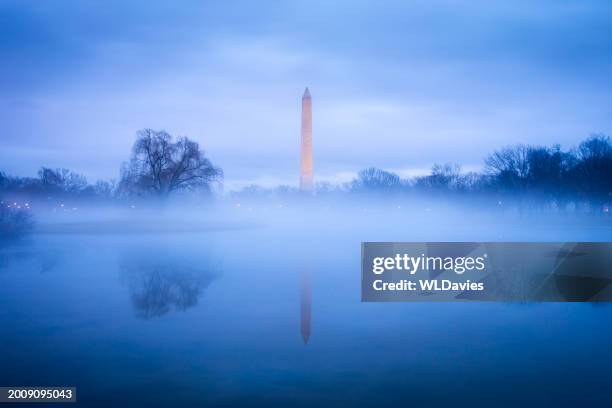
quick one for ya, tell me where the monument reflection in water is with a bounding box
[301,266,311,344]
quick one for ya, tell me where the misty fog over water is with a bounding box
[1,200,612,406]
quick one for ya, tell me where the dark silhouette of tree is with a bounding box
[0,172,8,191]
[351,167,401,192]
[485,145,530,194]
[573,134,612,211]
[415,163,461,194]
[0,167,109,206]
[523,146,575,208]
[38,167,88,194]
[1,172,42,197]
[93,180,116,199]
[119,129,222,199]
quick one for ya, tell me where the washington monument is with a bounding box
[300,87,313,191]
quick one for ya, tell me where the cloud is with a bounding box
[1,1,612,187]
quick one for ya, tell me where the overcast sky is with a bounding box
[2,0,612,189]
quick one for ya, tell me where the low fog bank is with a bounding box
[3,193,611,243]
[4,132,612,240]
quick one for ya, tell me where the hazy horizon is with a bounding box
[2,0,612,190]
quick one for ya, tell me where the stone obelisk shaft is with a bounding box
[300,87,313,192]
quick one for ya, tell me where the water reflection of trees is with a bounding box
[119,251,218,319]
[0,241,58,274]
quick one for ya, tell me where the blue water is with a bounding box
[1,209,612,407]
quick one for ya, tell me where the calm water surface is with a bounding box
[1,212,612,407]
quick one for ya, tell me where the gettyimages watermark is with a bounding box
[361,242,612,302]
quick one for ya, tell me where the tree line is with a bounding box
[2,131,612,214]
[338,134,612,213]
[0,129,223,206]
[235,134,612,214]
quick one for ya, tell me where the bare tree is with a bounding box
[38,167,88,194]
[351,167,401,191]
[485,145,531,192]
[415,163,461,193]
[573,134,612,211]
[120,129,222,199]
[93,180,117,199]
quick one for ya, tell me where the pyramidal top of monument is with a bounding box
[303,87,311,98]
